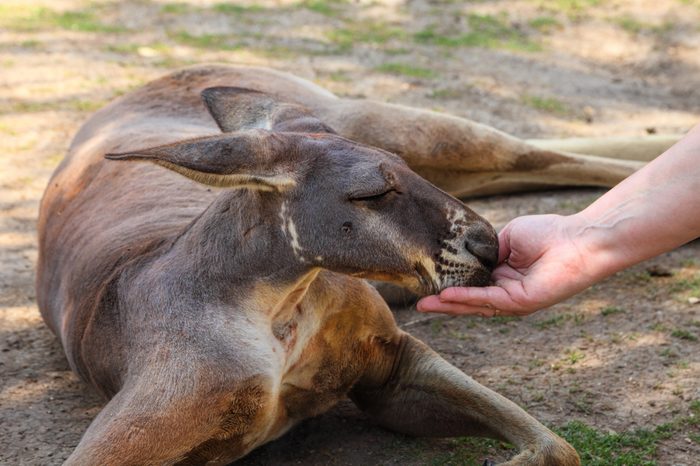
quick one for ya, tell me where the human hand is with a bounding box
[417,214,598,317]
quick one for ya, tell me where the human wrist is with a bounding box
[562,211,627,283]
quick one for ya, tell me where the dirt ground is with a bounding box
[2,0,700,464]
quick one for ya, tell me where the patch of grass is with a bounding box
[0,5,124,33]
[376,63,436,79]
[212,3,265,14]
[247,44,302,59]
[0,97,106,115]
[430,319,444,335]
[690,400,700,414]
[601,306,625,317]
[0,100,50,114]
[491,316,518,325]
[327,22,405,51]
[415,14,541,52]
[521,94,570,115]
[169,31,243,50]
[627,270,653,284]
[564,349,585,365]
[675,360,690,369]
[106,43,140,54]
[429,88,466,100]
[528,358,545,369]
[0,122,17,135]
[681,258,697,268]
[448,329,470,341]
[19,39,41,48]
[650,322,668,332]
[669,273,700,296]
[106,43,172,56]
[533,314,568,329]
[556,420,673,465]
[425,436,513,465]
[70,99,105,112]
[299,0,346,16]
[613,15,650,34]
[152,56,198,69]
[538,0,601,18]
[161,2,191,14]
[529,16,561,33]
[385,47,411,55]
[327,71,351,82]
[671,328,698,341]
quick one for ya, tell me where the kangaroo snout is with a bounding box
[464,222,499,270]
[428,205,498,292]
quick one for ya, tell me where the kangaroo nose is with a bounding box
[465,225,499,270]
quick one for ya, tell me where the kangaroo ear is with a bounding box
[201,86,336,134]
[105,131,296,191]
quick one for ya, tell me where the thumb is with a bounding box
[497,223,513,265]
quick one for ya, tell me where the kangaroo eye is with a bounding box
[349,188,397,202]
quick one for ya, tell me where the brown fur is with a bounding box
[38,64,679,465]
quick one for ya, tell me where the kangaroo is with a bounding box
[38,63,675,465]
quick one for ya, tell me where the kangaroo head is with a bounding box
[106,87,497,295]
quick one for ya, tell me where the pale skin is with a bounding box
[417,123,700,317]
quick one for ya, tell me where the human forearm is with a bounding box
[570,124,700,280]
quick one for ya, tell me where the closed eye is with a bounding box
[349,188,398,202]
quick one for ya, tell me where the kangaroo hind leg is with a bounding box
[350,333,580,465]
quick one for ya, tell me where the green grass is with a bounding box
[659,347,679,358]
[327,22,405,51]
[160,2,191,14]
[669,272,700,296]
[529,16,562,33]
[671,328,698,341]
[521,94,570,115]
[0,97,106,115]
[383,399,700,465]
[0,5,124,33]
[429,88,465,99]
[106,42,172,55]
[212,3,265,14]
[19,39,41,48]
[415,14,541,52]
[327,71,351,82]
[0,122,18,135]
[424,436,511,465]
[376,63,436,79]
[533,314,568,329]
[169,31,243,50]
[613,15,650,34]
[557,420,673,465]
[601,306,625,317]
[538,0,601,17]
[564,349,585,365]
[299,0,347,16]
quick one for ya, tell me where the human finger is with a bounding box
[438,285,512,308]
[416,298,500,317]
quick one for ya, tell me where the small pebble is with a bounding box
[689,297,700,305]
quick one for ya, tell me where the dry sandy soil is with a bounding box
[2,0,700,464]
